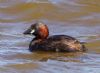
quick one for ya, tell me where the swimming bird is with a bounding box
[23,22,86,52]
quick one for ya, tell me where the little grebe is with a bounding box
[23,22,86,52]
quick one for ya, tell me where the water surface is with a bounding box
[0,0,100,73]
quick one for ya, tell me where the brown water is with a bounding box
[0,0,100,73]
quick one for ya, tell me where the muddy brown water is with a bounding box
[0,0,100,73]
